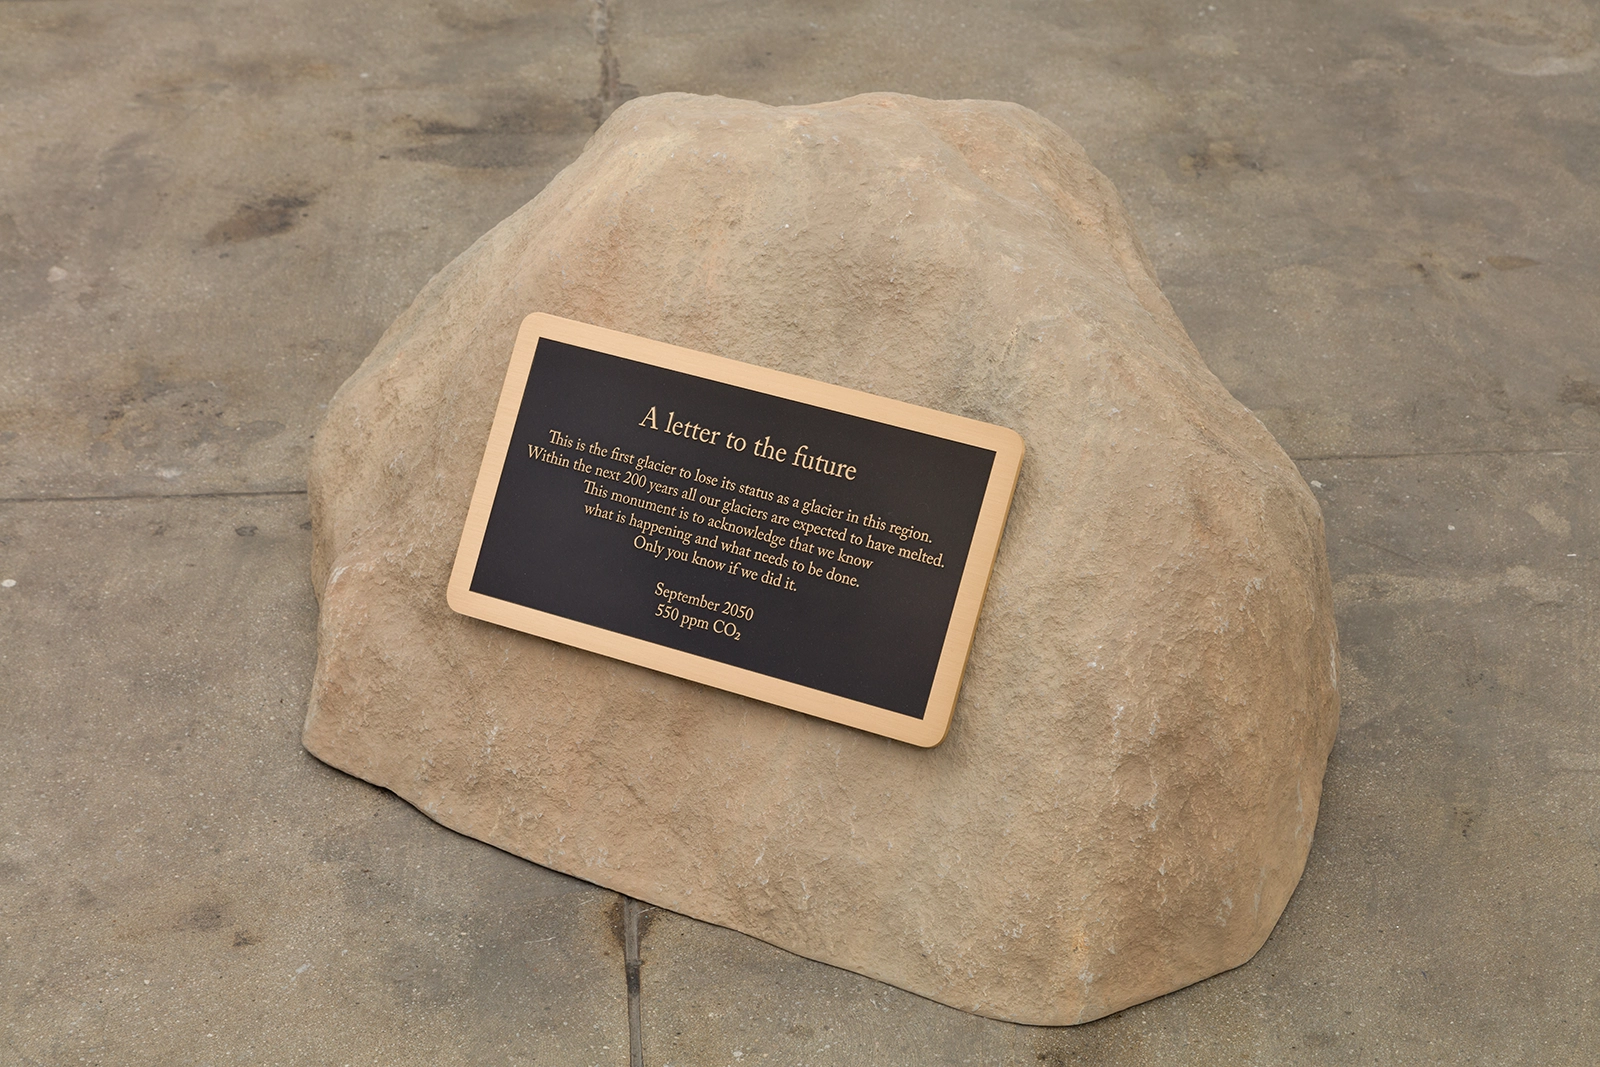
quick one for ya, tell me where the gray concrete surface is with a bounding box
[2,0,1596,1063]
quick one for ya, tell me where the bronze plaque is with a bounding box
[449,314,1023,746]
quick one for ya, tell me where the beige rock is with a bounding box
[304,92,1339,1025]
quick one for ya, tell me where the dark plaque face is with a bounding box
[450,314,1024,746]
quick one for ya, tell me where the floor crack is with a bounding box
[589,0,638,127]
[1292,447,1596,462]
[623,895,645,1067]
[0,488,308,505]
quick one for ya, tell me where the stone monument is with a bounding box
[304,92,1339,1025]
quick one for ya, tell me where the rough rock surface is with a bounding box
[304,92,1339,1025]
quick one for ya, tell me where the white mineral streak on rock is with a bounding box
[304,92,1339,1025]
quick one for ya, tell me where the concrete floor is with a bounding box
[2,0,1596,1063]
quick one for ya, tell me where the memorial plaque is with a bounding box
[448,314,1024,746]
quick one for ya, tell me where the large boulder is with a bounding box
[305,92,1339,1025]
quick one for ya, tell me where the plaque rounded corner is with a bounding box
[906,716,954,749]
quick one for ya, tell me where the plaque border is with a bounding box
[448,313,1024,747]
